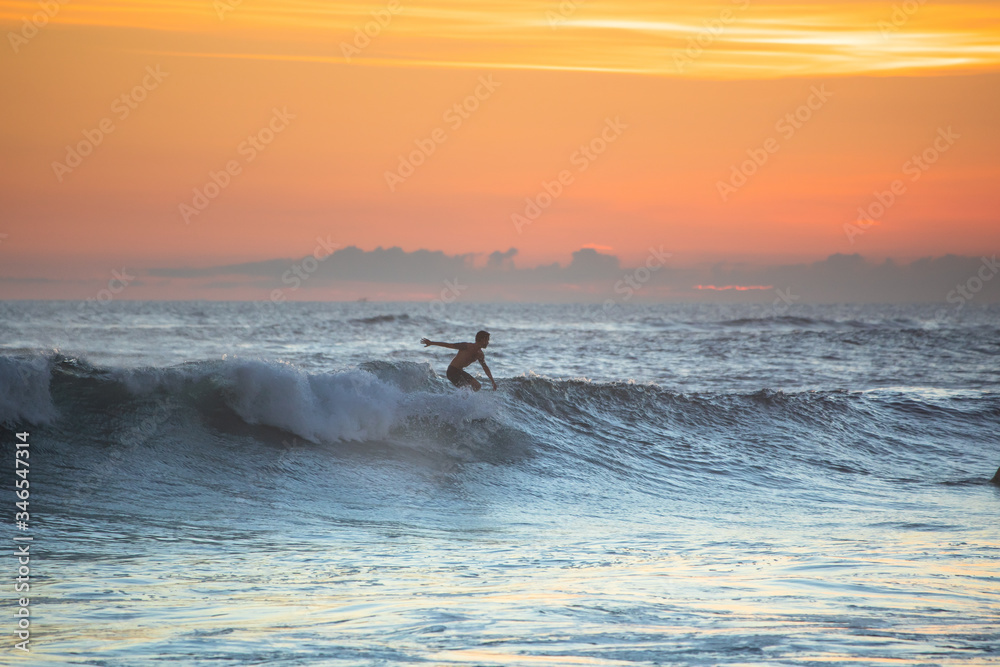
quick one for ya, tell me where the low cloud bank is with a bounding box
[147,247,999,304]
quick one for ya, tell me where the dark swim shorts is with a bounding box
[446,365,476,388]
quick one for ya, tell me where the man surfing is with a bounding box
[421,330,497,391]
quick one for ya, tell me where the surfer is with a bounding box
[421,330,497,391]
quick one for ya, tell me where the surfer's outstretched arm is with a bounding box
[421,338,463,350]
[480,359,498,390]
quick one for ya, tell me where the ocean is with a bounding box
[1,300,998,665]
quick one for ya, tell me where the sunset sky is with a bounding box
[1,0,998,301]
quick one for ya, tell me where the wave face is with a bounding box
[5,353,996,501]
[0,353,56,424]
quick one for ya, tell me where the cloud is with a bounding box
[42,1,1000,78]
[486,248,518,270]
[712,253,1000,303]
[148,260,290,279]
[564,247,621,281]
[150,246,474,283]
[0,276,61,284]
[144,248,999,304]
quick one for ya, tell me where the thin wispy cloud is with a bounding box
[4,0,999,77]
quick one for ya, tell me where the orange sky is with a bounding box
[0,0,998,299]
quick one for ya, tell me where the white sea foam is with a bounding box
[112,357,500,444]
[219,359,499,443]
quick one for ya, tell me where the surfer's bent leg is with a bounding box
[447,365,481,391]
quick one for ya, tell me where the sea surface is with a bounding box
[1,300,998,665]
